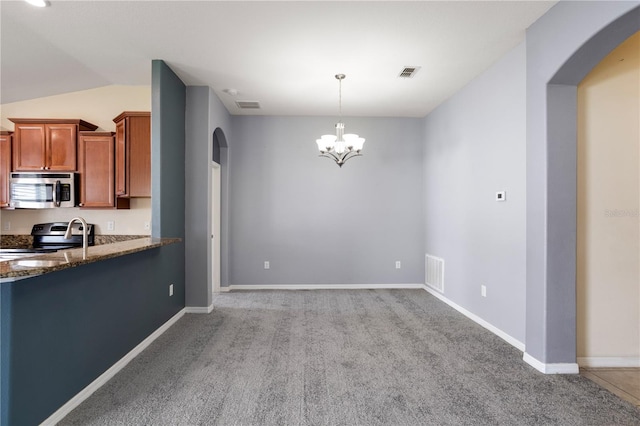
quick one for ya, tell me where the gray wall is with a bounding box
[228,116,424,285]
[422,42,527,343]
[524,1,640,364]
[185,86,232,307]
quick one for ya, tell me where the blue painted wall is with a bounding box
[152,60,187,239]
[1,245,184,425]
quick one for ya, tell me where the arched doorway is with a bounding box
[576,31,639,367]
[211,127,228,293]
[524,4,640,372]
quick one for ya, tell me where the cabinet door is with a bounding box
[47,123,77,171]
[128,115,151,197]
[115,119,127,196]
[13,124,46,171]
[0,134,11,207]
[78,133,115,208]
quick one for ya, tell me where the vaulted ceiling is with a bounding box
[0,0,556,117]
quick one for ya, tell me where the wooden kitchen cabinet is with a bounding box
[0,132,12,208]
[9,118,98,171]
[113,112,151,198]
[78,132,129,209]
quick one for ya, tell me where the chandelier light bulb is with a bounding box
[25,0,48,7]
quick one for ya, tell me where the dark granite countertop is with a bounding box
[1,237,181,282]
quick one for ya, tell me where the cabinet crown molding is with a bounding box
[112,111,150,123]
[8,118,98,131]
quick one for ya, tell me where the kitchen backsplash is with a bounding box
[0,198,151,236]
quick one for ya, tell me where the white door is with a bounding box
[211,163,221,293]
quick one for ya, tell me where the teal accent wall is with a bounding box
[1,245,185,425]
[152,60,186,239]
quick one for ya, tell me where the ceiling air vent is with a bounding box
[398,66,421,78]
[235,100,261,109]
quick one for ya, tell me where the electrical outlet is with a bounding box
[264,261,270,270]
[481,285,487,297]
[496,191,506,202]
[395,261,401,269]
[169,284,174,296]
[144,221,150,230]
[2,221,10,231]
[107,221,115,231]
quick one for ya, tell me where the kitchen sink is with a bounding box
[13,259,69,268]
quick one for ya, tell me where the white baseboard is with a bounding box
[41,308,186,426]
[421,286,526,352]
[185,304,214,314]
[227,283,425,291]
[523,352,580,374]
[577,356,640,368]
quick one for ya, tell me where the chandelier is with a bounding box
[315,74,365,167]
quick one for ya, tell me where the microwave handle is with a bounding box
[54,180,61,207]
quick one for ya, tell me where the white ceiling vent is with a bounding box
[398,66,421,78]
[235,100,261,109]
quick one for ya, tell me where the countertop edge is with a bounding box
[0,237,182,282]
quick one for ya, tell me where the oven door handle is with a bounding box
[53,180,61,207]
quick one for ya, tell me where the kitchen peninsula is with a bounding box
[0,235,184,425]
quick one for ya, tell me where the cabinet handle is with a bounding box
[79,203,84,207]
[45,166,50,170]
[40,166,45,170]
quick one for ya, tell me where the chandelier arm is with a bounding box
[342,152,362,164]
[320,152,341,163]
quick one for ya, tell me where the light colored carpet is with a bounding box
[60,290,640,425]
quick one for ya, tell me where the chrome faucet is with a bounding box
[64,217,88,259]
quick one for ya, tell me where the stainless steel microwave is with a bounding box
[9,172,78,209]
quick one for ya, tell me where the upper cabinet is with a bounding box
[0,132,12,208]
[77,131,124,209]
[113,112,150,198]
[9,118,98,172]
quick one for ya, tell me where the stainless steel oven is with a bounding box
[9,172,78,209]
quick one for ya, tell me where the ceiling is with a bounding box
[0,0,556,117]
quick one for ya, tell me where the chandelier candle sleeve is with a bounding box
[315,74,365,167]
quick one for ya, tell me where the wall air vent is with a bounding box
[398,66,421,78]
[425,254,444,293]
[235,101,261,109]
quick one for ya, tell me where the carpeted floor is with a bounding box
[60,289,640,425]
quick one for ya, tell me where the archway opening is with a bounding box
[211,127,229,293]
